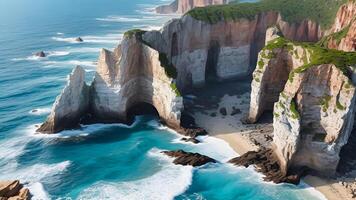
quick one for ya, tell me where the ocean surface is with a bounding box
[0,0,326,199]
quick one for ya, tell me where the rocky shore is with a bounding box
[0,180,31,200]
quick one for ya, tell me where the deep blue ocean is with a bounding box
[0,0,326,199]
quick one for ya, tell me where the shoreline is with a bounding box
[186,87,351,200]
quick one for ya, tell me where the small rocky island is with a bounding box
[37,0,356,199]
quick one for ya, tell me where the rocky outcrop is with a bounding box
[0,180,31,200]
[155,0,227,14]
[147,11,322,90]
[247,27,356,176]
[162,150,216,166]
[35,51,46,57]
[37,66,89,133]
[320,0,356,52]
[273,63,356,175]
[91,33,183,128]
[229,148,304,184]
[248,27,308,123]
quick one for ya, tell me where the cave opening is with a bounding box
[337,127,356,174]
[126,102,160,124]
[205,40,220,84]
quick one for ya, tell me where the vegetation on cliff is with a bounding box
[124,29,147,38]
[261,37,356,82]
[318,19,354,47]
[186,0,347,28]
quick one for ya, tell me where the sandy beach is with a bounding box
[186,81,354,200]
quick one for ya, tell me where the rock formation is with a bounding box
[320,0,356,52]
[38,32,184,133]
[145,11,322,91]
[90,32,183,128]
[162,150,216,166]
[247,26,356,176]
[37,66,89,133]
[35,51,46,57]
[75,37,83,42]
[0,180,31,200]
[155,0,227,14]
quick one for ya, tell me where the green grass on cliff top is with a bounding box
[264,37,356,81]
[186,0,348,28]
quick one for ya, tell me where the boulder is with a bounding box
[0,180,31,200]
[162,150,216,166]
[35,51,46,57]
[75,37,83,42]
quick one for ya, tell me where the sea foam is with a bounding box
[77,148,193,200]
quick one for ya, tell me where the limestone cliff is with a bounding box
[91,32,183,128]
[248,28,356,175]
[273,63,356,175]
[155,0,227,14]
[320,0,356,52]
[37,66,89,133]
[147,12,322,91]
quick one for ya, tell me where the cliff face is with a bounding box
[248,28,356,175]
[37,66,89,133]
[321,1,356,52]
[151,13,322,90]
[155,0,227,14]
[273,63,356,175]
[91,34,183,128]
[38,34,183,133]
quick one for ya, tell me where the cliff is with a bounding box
[155,0,227,14]
[247,28,356,176]
[0,180,31,200]
[37,66,89,133]
[38,32,183,133]
[91,31,183,128]
[319,0,356,52]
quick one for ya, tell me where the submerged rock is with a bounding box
[0,180,31,200]
[35,51,46,57]
[162,150,216,166]
[75,37,83,42]
[181,137,200,144]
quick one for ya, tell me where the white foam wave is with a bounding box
[56,32,64,35]
[96,16,142,22]
[78,148,193,200]
[52,33,122,44]
[68,47,102,53]
[29,107,51,116]
[44,60,96,67]
[11,55,44,61]
[47,51,70,57]
[30,116,141,139]
[0,161,70,200]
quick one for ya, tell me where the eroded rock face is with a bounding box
[91,35,183,128]
[273,64,356,175]
[37,66,89,133]
[155,0,227,14]
[162,150,216,166]
[323,1,356,52]
[248,28,308,123]
[0,180,31,200]
[154,12,322,90]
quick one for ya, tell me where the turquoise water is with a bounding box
[0,0,325,199]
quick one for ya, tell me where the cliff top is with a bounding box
[186,0,349,28]
[261,36,356,82]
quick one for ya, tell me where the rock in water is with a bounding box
[35,51,46,57]
[0,180,31,199]
[37,66,89,133]
[75,37,83,42]
[229,148,305,184]
[162,150,216,166]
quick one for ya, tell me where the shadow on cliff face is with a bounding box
[337,127,356,174]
